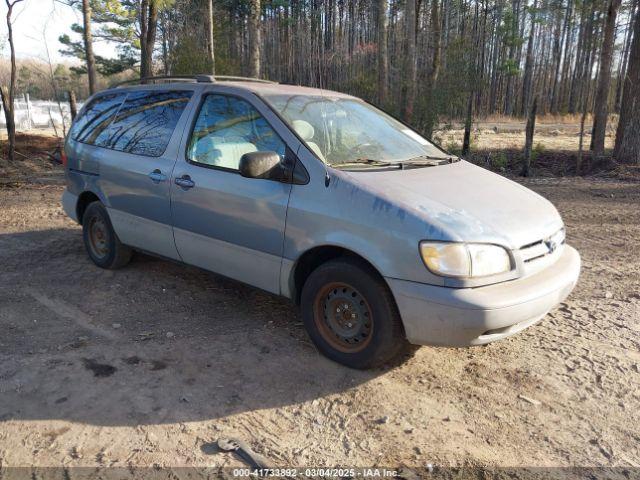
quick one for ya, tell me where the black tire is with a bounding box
[300,257,409,369]
[82,201,132,269]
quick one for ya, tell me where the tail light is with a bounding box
[58,140,67,166]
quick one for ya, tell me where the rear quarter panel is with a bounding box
[64,140,109,203]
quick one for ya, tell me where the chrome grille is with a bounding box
[520,228,566,263]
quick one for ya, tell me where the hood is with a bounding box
[344,160,563,249]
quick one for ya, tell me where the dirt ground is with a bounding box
[0,136,639,477]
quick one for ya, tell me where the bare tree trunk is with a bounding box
[146,1,158,77]
[549,0,565,113]
[81,0,97,95]
[568,0,589,114]
[140,0,158,79]
[591,0,622,155]
[577,99,588,173]
[488,2,504,114]
[521,0,537,117]
[577,2,597,117]
[140,0,149,77]
[248,0,261,78]
[401,0,417,123]
[555,0,574,113]
[424,0,442,138]
[68,90,78,120]
[462,89,474,156]
[504,0,520,115]
[206,0,216,76]
[160,14,169,75]
[614,7,640,164]
[615,0,636,112]
[377,0,389,105]
[521,95,538,176]
[0,87,15,162]
[2,0,24,163]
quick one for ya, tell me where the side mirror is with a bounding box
[239,151,284,180]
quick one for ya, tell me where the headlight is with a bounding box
[419,241,512,278]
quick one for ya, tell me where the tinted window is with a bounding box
[96,90,193,157]
[187,94,285,170]
[70,93,125,144]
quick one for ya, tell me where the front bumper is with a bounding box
[387,245,581,346]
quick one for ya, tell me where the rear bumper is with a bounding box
[61,190,79,223]
[387,245,581,346]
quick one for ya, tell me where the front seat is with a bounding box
[292,120,326,163]
[191,135,258,170]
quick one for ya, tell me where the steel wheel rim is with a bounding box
[313,282,373,353]
[88,216,109,258]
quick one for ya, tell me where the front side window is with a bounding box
[187,94,286,171]
[96,90,193,157]
[263,94,449,167]
[69,93,126,144]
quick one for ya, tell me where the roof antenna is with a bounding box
[314,17,331,188]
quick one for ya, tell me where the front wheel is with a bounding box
[300,258,409,369]
[82,201,132,269]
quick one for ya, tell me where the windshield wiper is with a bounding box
[403,155,458,165]
[332,155,458,169]
[331,159,404,169]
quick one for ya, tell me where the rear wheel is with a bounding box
[82,201,132,269]
[300,258,409,369]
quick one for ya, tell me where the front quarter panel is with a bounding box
[283,149,448,291]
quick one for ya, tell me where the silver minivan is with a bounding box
[62,75,581,369]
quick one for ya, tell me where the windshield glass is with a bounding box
[263,94,449,166]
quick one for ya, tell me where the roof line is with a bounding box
[111,75,277,88]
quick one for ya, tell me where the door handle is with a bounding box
[148,169,167,183]
[174,175,195,189]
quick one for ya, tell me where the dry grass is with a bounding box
[478,112,610,125]
[435,129,617,152]
[434,116,617,153]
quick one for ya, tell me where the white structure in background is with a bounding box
[0,93,80,131]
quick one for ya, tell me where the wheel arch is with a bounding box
[289,245,387,305]
[76,191,102,225]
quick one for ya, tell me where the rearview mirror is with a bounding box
[239,151,284,180]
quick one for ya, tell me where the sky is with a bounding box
[0,0,115,64]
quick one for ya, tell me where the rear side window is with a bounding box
[69,93,126,144]
[95,90,193,157]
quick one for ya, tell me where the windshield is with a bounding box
[263,94,450,166]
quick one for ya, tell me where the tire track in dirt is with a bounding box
[25,288,117,340]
